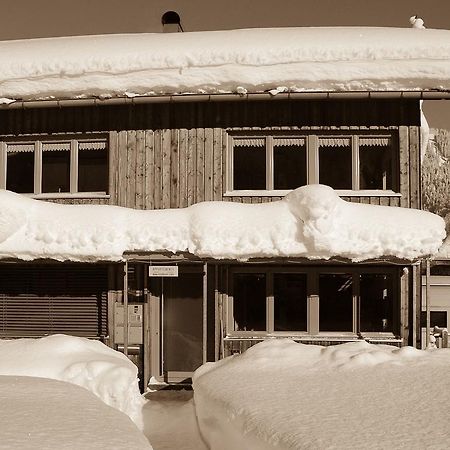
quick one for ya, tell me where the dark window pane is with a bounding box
[319,274,353,332]
[233,273,266,331]
[6,152,34,193]
[233,145,266,190]
[274,273,307,331]
[319,144,352,189]
[360,145,392,190]
[360,274,394,332]
[274,145,307,190]
[163,272,203,373]
[42,151,70,193]
[78,148,108,192]
[421,311,448,328]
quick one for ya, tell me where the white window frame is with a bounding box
[226,266,399,339]
[226,132,399,197]
[0,135,109,198]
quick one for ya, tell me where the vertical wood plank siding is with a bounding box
[0,100,420,209]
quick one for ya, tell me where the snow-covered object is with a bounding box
[0,376,152,450]
[193,339,450,450]
[0,27,450,102]
[0,335,144,427]
[0,185,444,262]
[436,234,450,259]
[409,15,425,29]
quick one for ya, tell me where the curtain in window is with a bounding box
[78,141,107,150]
[318,137,351,147]
[359,137,390,147]
[273,138,305,147]
[233,138,265,147]
[6,144,34,152]
[42,142,71,151]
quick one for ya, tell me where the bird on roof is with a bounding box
[409,15,425,29]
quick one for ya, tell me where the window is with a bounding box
[228,132,397,193]
[0,136,108,196]
[319,273,353,332]
[360,274,394,332]
[228,267,398,337]
[231,136,307,191]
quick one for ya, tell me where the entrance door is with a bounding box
[150,265,205,383]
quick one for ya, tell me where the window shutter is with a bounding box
[0,265,108,339]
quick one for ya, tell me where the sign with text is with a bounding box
[148,265,179,277]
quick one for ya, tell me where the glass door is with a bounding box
[150,264,205,384]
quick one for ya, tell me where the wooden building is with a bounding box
[0,26,449,387]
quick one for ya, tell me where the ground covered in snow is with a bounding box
[0,185,445,262]
[0,376,151,450]
[0,27,450,102]
[0,335,144,426]
[143,391,207,450]
[193,340,450,450]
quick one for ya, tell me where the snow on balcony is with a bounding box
[0,185,444,262]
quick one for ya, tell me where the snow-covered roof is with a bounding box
[0,185,444,263]
[1,27,450,103]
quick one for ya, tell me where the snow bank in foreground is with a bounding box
[0,335,144,427]
[0,27,450,102]
[0,376,152,450]
[0,185,444,262]
[193,340,450,450]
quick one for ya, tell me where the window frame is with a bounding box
[0,134,109,198]
[226,266,400,339]
[226,131,399,196]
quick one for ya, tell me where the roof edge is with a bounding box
[2,90,450,110]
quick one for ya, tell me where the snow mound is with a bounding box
[436,234,450,259]
[0,186,444,262]
[0,376,152,450]
[1,27,450,101]
[0,335,144,427]
[193,339,450,450]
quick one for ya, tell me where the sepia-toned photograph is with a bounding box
[0,1,449,449]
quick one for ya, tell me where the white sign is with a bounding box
[148,265,179,277]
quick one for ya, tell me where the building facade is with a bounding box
[0,95,426,387]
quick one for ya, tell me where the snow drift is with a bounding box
[0,335,144,427]
[0,185,444,262]
[0,27,450,102]
[0,376,152,450]
[193,339,450,450]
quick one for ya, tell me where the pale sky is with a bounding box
[1,0,449,129]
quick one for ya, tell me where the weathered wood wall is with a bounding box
[0,99,422,209]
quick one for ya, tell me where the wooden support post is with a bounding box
[203,262,208,364]
[425,259,431,347]
[214,265,220,361]
[123,261,129,357]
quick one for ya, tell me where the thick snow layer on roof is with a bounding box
[0,335,144,427]
[0,185,444,262]
[0,376,152,450]
[0,27,450,102]
[193,339,450,450]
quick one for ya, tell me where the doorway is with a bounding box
[149,264,206,384]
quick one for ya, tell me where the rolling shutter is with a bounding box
[0,264,108,339]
